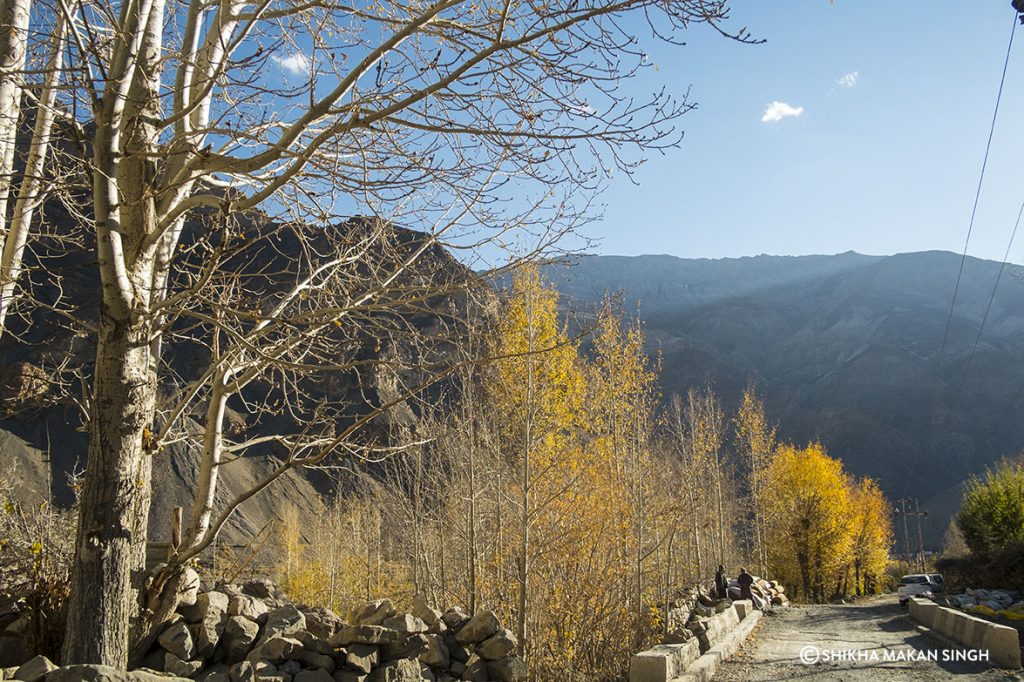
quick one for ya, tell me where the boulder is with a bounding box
[303,609,343,640]
[253,661,277,675]
[256,636,302,662]
[12,655,57,682]
[44,666,192,682]
[350,601,395,627]
[444,638,469,664]
[410,599,440,629]
[343,644,378,674]
[331,626,399,647]
[241,579,277,600]
[195,664,231,682]
[439,609,468,632]
[417,634,449,668]
[366,659,429,681]
[384,634,430,661]
[457,655,487,681]
[475,630,515,661]
[163,653,203,678]
[227,596,268,622]
[382,615,427,635]
[295,649,335,672]
[295,670,334,682]
[485,656,526,682]
[194,612,227,659]
[294,631,335,656]
[139,650,165,672]
[332,672,367,682]
[222,616,260,663]
[262,605,307,641]
[228,661,255,682]
[159,621,197,660]
[181,592,230,625]
[0,636,29,668]
[179,568,202,608]
[453,612,498,645]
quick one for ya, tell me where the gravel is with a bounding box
[713,595,1017,681]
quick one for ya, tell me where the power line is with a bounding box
[956,197,1024,390]
[909,12,1019,503]
[938,14,1018,362]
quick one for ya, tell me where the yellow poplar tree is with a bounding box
[733,384,776,577]
[847,477,893,596]
[584,304,659,661]
[764,443,852,602]
[487,264,586,671]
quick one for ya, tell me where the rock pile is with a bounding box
[728,577,788,609]
[940,588,1024,621]
[2,579,526,682]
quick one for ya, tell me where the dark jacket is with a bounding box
[737,570,754,600]
[714,569,728,598]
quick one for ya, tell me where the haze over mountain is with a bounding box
[544,250,1024,548]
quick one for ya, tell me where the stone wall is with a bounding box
[1,578,525,682]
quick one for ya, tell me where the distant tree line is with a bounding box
[273,266,894,681]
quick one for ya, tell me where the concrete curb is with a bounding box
[675,609,763,682]
[908,596,1022,669]
[629,602,765,682]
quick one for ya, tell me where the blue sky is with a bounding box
[587,0,1024,263]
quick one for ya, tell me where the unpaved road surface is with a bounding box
[714,595,1021,681]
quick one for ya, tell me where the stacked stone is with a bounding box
[151,581,527,682]
[751,579,788,607]
[1,579,526,682]
[659,578,789,646]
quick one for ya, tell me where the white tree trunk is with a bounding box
[0,0,31,242]
[62,313,157,666]
[0,14,64,334]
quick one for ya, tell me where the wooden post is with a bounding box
[169,506,183,559]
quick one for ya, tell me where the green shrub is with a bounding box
[957,460,1024,556]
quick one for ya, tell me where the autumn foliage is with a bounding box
[763,443,892,602]
[272,266,893,679]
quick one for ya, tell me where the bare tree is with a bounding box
[0,0,752,666]
[733,382,775,577]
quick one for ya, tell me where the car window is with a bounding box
[901,575,928,584]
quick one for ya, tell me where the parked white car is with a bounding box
[897,573,942,606]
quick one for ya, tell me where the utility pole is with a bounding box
[895,498,911,566]
[911,499,928,572]
[895,498,929,571]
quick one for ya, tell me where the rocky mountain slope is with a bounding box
[0,212,472,550]
[545,250,1024,548]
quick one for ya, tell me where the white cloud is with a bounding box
[272,52,311,76]
[761,101,804,123]
[836,70,859,88]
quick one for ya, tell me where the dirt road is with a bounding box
[713,595,1019,681]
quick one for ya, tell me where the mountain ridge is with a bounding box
[544,249,1024,548]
